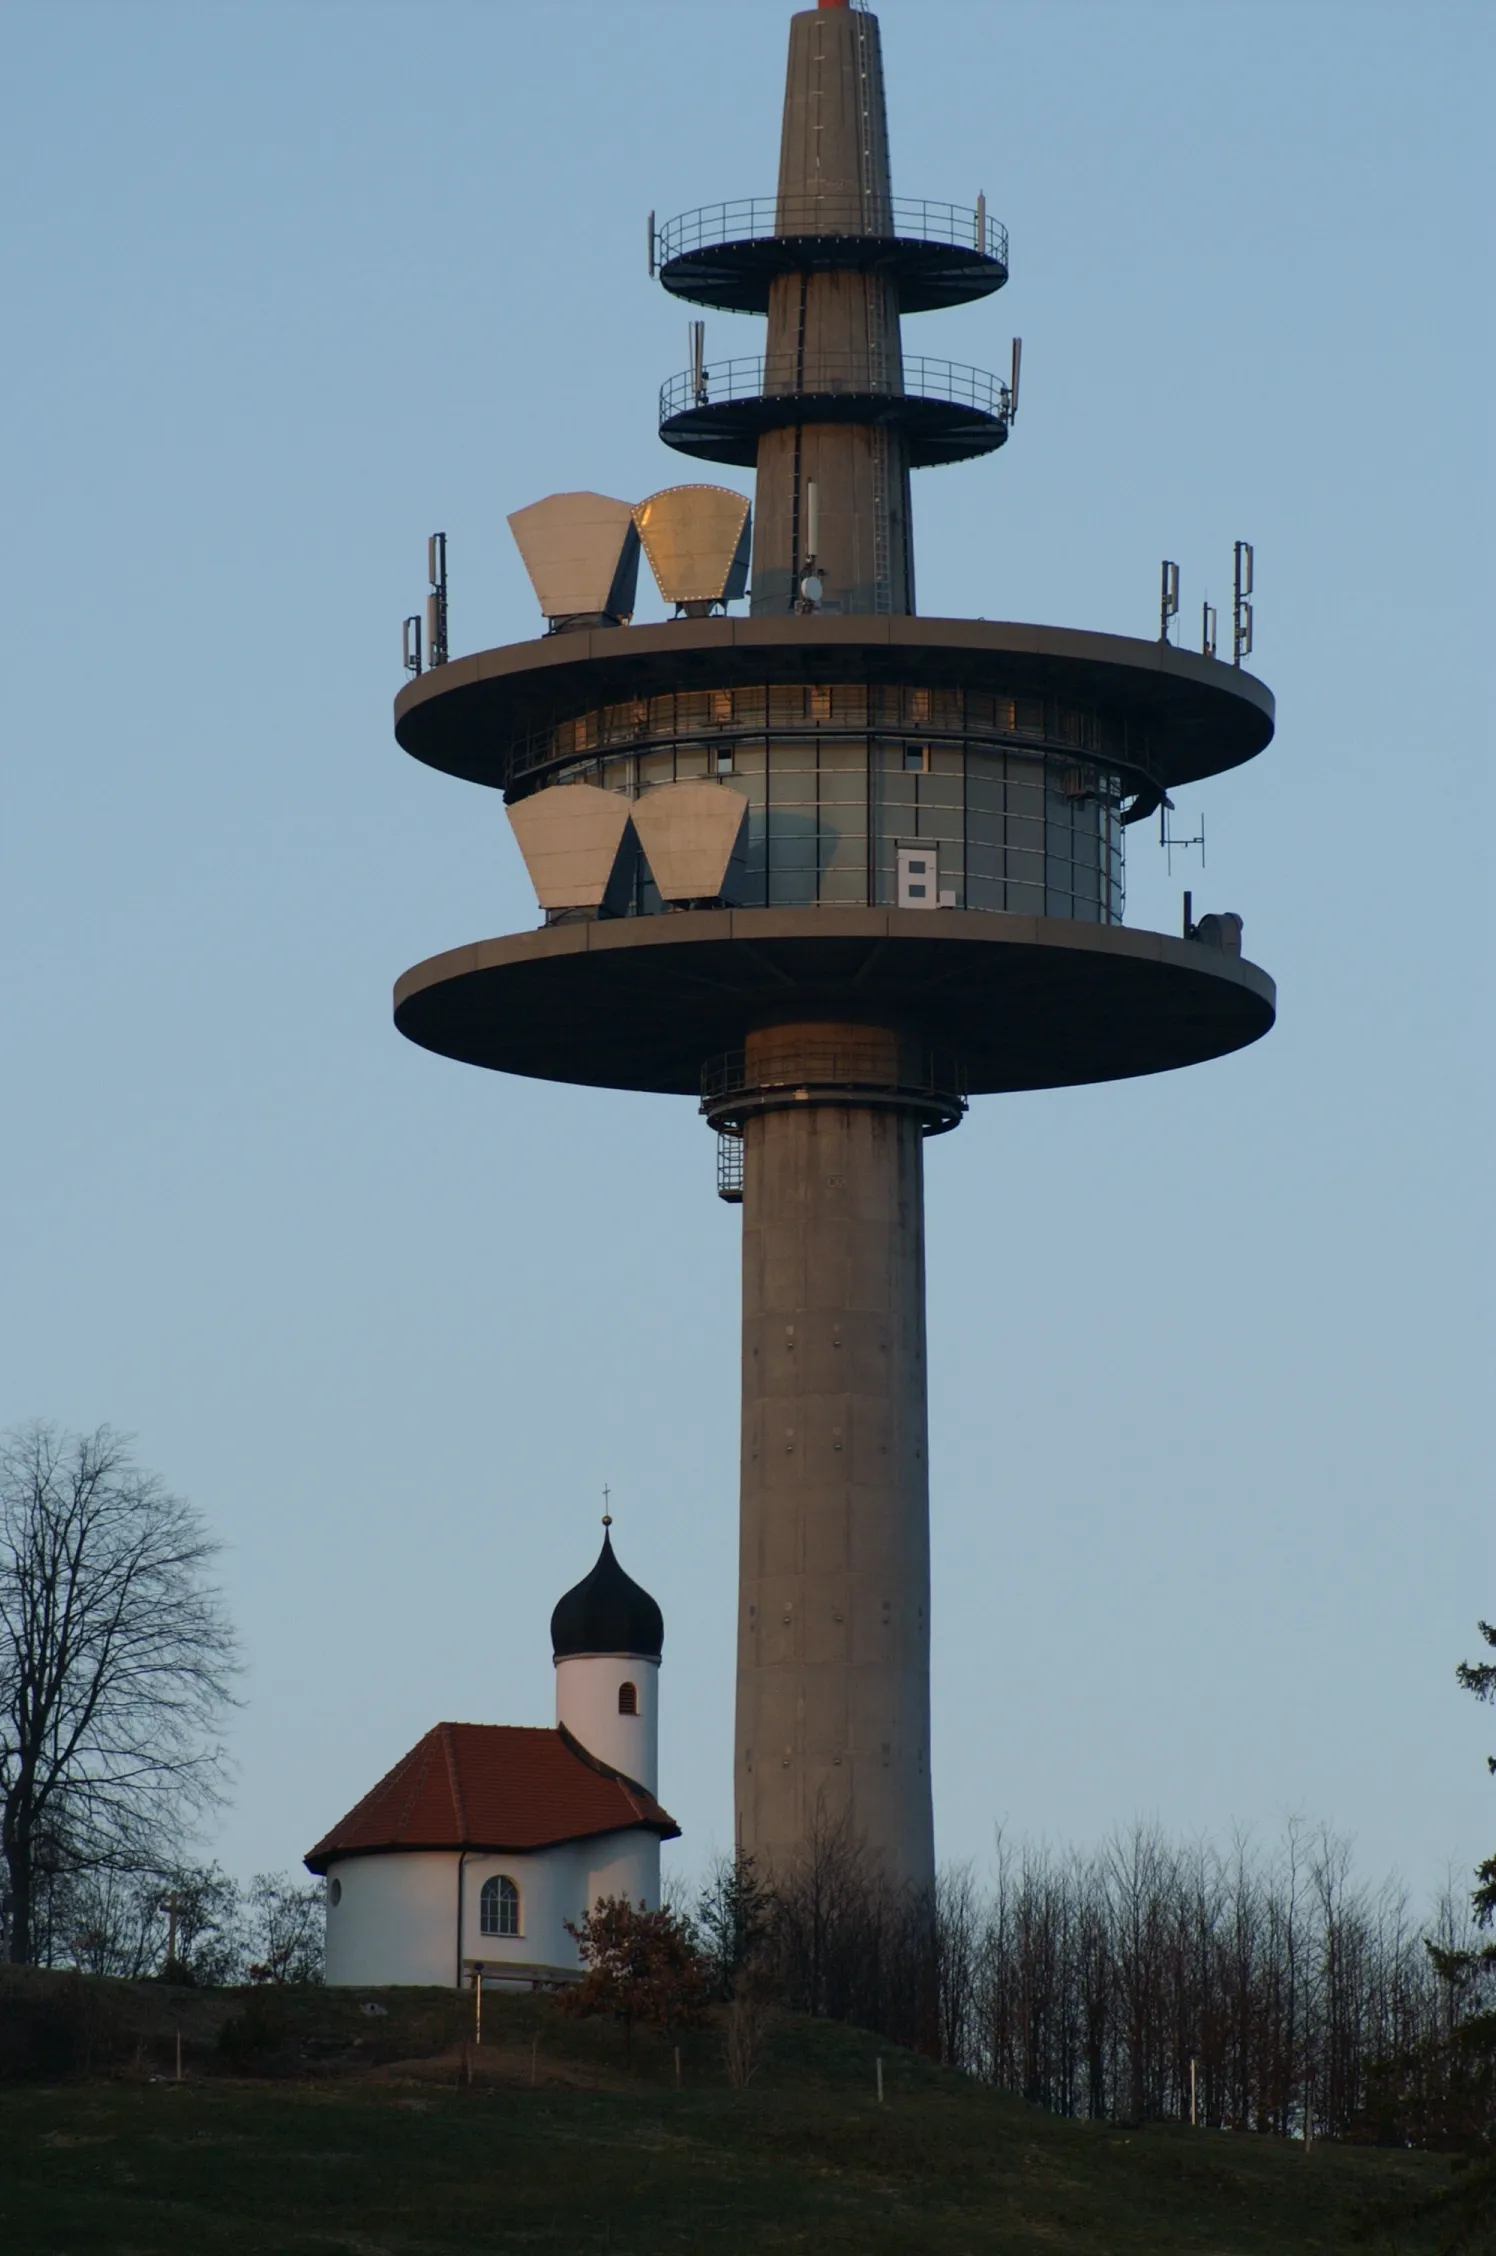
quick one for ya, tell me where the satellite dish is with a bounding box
[507,494,641,631]
[633,486,752,614]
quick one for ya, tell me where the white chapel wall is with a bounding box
[324,1851,459,1987]
[323,1835,660,1989]
[460,1847,585,1978]
[585,1826,661,1916]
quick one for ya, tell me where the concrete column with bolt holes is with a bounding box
[734,1022,935,1888]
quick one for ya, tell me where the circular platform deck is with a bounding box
[658,354,1010,470]
[393,618,1276,800]
[655,198,1009,315]
[393,908,1276,1100]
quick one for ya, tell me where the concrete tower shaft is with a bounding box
[741,9,925,1883]
[736,1023,934,1886]
[751,3,914,617]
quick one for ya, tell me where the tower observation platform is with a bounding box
[391,0,1276,1893]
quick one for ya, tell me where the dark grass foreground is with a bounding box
[0,1976,1456,2255]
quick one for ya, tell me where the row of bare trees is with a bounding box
[941,1823,1483,2140]
[711,1811,1493,2147]
[30,1861,324,1986]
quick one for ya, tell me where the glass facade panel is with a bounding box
[535,681,1128,923]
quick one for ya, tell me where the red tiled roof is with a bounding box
[304,1722,679,1874]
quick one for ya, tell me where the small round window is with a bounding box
[328,1877,343,1907]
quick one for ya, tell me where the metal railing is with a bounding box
[656,197,1008,269]
[660,353,1012,424]
[701,1042,968,1136]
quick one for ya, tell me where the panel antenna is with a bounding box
[426,532,448,669]
[1233,541,1254,665]
[1159,559,1180,643]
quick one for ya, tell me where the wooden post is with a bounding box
[474,1971,483,2047]
[876,2056,884,2104]
[160,1891,183,1977]
[1189,2055,1197,2127]
[175,2030,182,2084]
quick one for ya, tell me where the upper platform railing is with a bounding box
[657,353,1013,472]
[660,353,1012,423]
[656,196,1008,267]
[654,197,1009,314]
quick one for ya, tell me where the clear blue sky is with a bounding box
[1,0,1490,1910]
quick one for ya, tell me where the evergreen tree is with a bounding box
[1419,1618,1496,2246]
[1456,1621,1496,1928]
[695,1853,775,2000]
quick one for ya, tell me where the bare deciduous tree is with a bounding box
[245,1872,325,1985]
[722,1968,779,2089]
[59,1861,244,1983]
[767,1803,937,2051]
[0,1421,239,1964]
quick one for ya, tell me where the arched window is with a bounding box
[480,1875,520,1938]
[618,1680,638,1716]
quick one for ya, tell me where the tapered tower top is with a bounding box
[777,0,893,232]
[657,0,1012,615]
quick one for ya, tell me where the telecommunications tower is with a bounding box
[391,0,1275,1890]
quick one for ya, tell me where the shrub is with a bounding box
[216,1996,295,2075]
[561,1897,710,2054]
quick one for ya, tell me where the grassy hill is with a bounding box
[0,1971,1460,2254]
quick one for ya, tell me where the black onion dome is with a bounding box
[550,1530,664,1661]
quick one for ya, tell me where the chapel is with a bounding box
[306,1524,676,1986]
